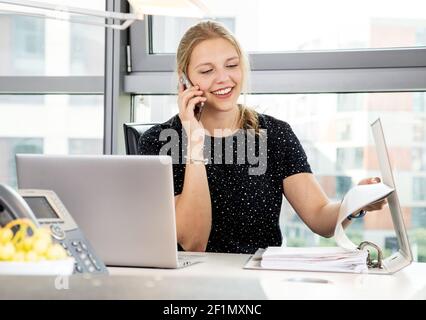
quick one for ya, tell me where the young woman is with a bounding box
[139,20,386,253]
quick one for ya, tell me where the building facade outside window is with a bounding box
[0,0,105,188]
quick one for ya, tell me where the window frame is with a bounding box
[0,0,108,152]
[0,76,103,94]
[126,18,426,94]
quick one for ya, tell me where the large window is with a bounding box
[0,0,105,188]
[0,95,104,187]
[0,0,104,76]
[133,91,426,261]
[150,0,426,54]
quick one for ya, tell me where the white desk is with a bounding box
[1,252,425,299]
[109,252,426,300]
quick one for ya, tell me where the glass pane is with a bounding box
[0,0,105,76]
[151,0,426,53]
[0,138,43,187]
[0,94,104,187]
[69,138,103,154]
[133,91,426,261]
[413,177,426,201]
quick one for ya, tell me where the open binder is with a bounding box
[244,118,413,274]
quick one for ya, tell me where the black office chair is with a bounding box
[123,122,158,155]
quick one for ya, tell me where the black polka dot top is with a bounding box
[138,112,312,254]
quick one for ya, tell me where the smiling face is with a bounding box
[186,38,243,113]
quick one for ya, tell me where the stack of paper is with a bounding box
[260,246,369,273]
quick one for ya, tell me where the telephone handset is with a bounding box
[0,184,107,274]
[0,184,39,228]
[179,73,204,121]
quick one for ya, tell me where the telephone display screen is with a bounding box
[24,196,60,219]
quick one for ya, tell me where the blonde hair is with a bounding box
[176,20,259,133]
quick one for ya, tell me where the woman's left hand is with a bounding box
[357,177,388,212]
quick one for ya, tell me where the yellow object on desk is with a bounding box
[0,219,74,275]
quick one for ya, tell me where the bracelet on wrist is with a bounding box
[184,155,208,164]
[347,209,367,221]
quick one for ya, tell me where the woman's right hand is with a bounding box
[178,81,207,146]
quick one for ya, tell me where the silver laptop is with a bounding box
[370,118,413,274]
[16,154,202,268]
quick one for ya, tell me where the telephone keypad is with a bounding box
[59,237,107,274]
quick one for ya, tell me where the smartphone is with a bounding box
[179,73,204,121]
